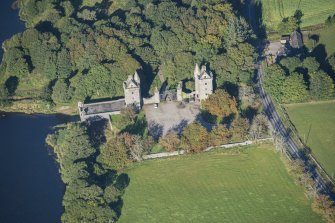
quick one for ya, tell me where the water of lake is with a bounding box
[0,113,76,223]
[0,0,25,61]
[0,1,75,222]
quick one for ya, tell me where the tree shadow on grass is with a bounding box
[113,173,130,217]
[250,0,267,41]
[195,113,214,131]
[86,118,108,148]
[5,76,19,96]
[221,82,239,100]
[311,44,335,80]
[242,106,258,122]
[199,111,217,125]
[147,120,163,140]
[311,44,328,65]
[122,113,148,136]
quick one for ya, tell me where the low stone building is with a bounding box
[265,30,304,65]
[78,72,144,121]
[78,99,125,121]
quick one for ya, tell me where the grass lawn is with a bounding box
[259,0,335,31]
[304,24,335,57]
[318,25,335,56]
[119,144,323,223]
[285,101,335,180]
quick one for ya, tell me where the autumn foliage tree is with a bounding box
[230,117,250,142]
[249,114,270,140]
[98,135,130,170]
[209,125,231,146]
[181,122,209,153]
[312,194,335,223]
[202,89,238,123]
[159,132,181,152]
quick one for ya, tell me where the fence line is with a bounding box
[275,100,335,185]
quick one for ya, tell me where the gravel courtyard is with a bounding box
[144,102,201,138]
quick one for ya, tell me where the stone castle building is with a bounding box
[193,64,214,101]
[78,64,214,121]
[123,72,141,109]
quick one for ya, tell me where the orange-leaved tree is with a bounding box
[181,122,208,153]
[202,89,237,123]
[159,132,181,152]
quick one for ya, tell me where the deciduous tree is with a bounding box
[230,117,250,142]
[0,85,11,107]
[249,114,269,140]
[309,71,335,100]
[202,89,237,123]
[51,79,72,104]
[98,136,130,170]
[181,122,208,153]
[209,124,231,146]
[281,72,309,103]
[159,132,181,152]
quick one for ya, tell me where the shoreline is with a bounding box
[0,109,79,121]
[11,0,19,10]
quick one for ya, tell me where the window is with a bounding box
[205,83,207,85]
[205,88,207,91]
[132,92,134,94]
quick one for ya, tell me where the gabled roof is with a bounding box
[124,73,140,89]
[290,30,303,49]
[199,65,212,80]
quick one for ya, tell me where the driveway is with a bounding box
[144,102,201,138]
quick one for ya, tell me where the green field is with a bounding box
[304,24,335,57]
[119,144,323,223]
[259,0,335,30]
[318,25,335,56]
[285,101,335,180]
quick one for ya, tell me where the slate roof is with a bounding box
[199,69,212,80]
[290,31,304,49]
[124,74,140,89]
[82,99,125,115]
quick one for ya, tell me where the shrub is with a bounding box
[181,122,209,153]
[159,132,181,152]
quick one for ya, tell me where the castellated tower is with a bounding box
[194,64,213,101]
[123,71,141,109]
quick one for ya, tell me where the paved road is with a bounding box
[256,64,300,159]
[245,0,332,193]
[256,63,330,192]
